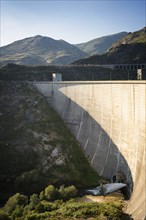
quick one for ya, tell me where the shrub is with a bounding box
[3,193,28,215]
[26,213,40,220]
[0,211,11,220]
[28,194,40,210]
[59,185,78,201]
[0,185,131,220]
[44,185,58,201]
[11,205,24,219]
[35,203,45,213]
[39,191,45,201]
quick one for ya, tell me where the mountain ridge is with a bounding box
[75,32,127,56]
[72,27,146,65]
[0,35,87,66]
[0,31,130,66]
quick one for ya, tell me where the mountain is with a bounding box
[0,35,86,66]
[72,27,146,65]
[107,27,146,63]
[75,32,127,56]
[1,28,145,67]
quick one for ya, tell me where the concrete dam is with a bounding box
[34,81,146,220]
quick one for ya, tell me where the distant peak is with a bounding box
[34,35,43,38]
[33,35,55,42]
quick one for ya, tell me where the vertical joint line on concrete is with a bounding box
[76,110,84,139]
[91,127,102,167]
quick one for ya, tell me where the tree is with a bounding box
[39,191,45,201]
[28,194,40,210]
[44,185,58,201]
[3,193,28,215]
[59,185,78,201]
[0,212,11,220]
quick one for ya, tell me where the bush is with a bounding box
[59,185,78,201]
[3,193,28,215]
[44,185,59,201]
[26,213,40,220]
[0,211,11,220]
[11,205,24,219]
[39,191,45,201]
[0,184,131,220]
[35,203,45,213]
[28,194,40,210]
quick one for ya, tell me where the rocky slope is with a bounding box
[0,35,86,66]
[72,27,146,65]
[0,31,129,66]
[75,32,127,56]
[0,81,99,203]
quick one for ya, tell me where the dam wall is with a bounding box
[34,81,146,220]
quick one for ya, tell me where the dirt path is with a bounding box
[77,192,126,203]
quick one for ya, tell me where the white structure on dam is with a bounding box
[33,80,146,220]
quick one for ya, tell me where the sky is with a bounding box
[0,0,146,46]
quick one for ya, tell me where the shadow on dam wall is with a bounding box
[63,104,133,194]
[34,81,146,220]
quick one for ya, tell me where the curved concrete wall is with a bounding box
[34,81,146,220]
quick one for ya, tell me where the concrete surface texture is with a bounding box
[34,81,146,220]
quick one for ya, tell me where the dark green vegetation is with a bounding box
[0,63,138,81]
[0,184,131,220]
[75,32,127,56]
[0,35,86,66]
[0,81,100,204]
[73,27,146,65]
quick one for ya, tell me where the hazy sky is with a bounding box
[1,0,146,46]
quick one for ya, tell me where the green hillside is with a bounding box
[0,81,99,204]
